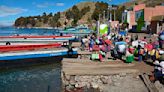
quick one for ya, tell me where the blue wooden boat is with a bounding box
[0,48,78,61]
[60,27,92,35]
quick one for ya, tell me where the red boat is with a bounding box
[0,35,73,39]
[0,43,62,52]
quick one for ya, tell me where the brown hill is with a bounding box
[14,0,164,28]
[59,2,96,27]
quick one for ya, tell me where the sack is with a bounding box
[134,48,138,56]
[93,45,100,51]
[95,39,100,44]
[111,49,119,58]
[117,44,126,53]
[159,54,164,60]
[155,50,160,59]
[129,47,135,54]
[160,34,164,40]
[150,49,155,56]
[126,55,134,63]
[91,54,99,60]
[100,51,106,57]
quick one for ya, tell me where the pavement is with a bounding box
[62,58,154,76]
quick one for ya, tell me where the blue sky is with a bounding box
[0,0,130,26]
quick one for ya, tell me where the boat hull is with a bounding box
[0,48,78,61]
[0,43,62,52]
[0,35,76,40]
[0,39,69,46]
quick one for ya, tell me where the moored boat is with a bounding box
[0,43,62,52]
[0,35,76,40]
[0,39,69,45]
[0,47,78,61]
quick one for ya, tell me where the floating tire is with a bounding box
[6,42,11,45]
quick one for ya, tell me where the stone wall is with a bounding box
[62,73,148,92]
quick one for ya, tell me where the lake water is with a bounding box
[0,62,62,92]
[0,27,62,92]
[0,27,60,36]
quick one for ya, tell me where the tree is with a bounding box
[91,2,108,21]
[137,12,145,32]
[57,21,61,27]
[115,6,125,22]
[81,6,91,18]
[42,12,48,23]
[15,17,24,27]
[72,5,80,25]
[48,13,53,17]
[66,10,73,19]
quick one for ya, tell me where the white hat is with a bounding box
[160,61,164,68]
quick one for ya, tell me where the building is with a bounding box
[134,4,164,23]
[122,4,164,32]
[150,16,164,34]
[122,10,136,29]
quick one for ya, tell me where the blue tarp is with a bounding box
[119,31,127,36]
[115,41,127,45]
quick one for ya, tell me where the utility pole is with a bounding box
[97,14,101,37]
[114,9,116,21]
[110,7,112,22]
[103,11,106,22]
[112,5,117,21]
[99,14,101,22]
[107,6,109,21]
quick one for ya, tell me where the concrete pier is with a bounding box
[61,58,154,92]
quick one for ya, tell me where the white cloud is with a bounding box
[36,3,51,8]
[56,3,64,6]
[0,5,27,17]
[36,2,65,8]
[0,21,13,26]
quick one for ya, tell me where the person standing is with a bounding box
[81,35,88,51]
[159,30,164,49]
[138,45,144,62]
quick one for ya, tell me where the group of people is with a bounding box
[81,30,164,82]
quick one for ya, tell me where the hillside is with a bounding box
[122,0,164,8]
[14,0,164,28]
[59,2,96,27]
[14,2,97,28]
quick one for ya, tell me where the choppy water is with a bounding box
[0,62,61,92]
[0,27,60,36]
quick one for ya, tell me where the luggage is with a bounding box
[91,54,103,61]
[126,55,134,63]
